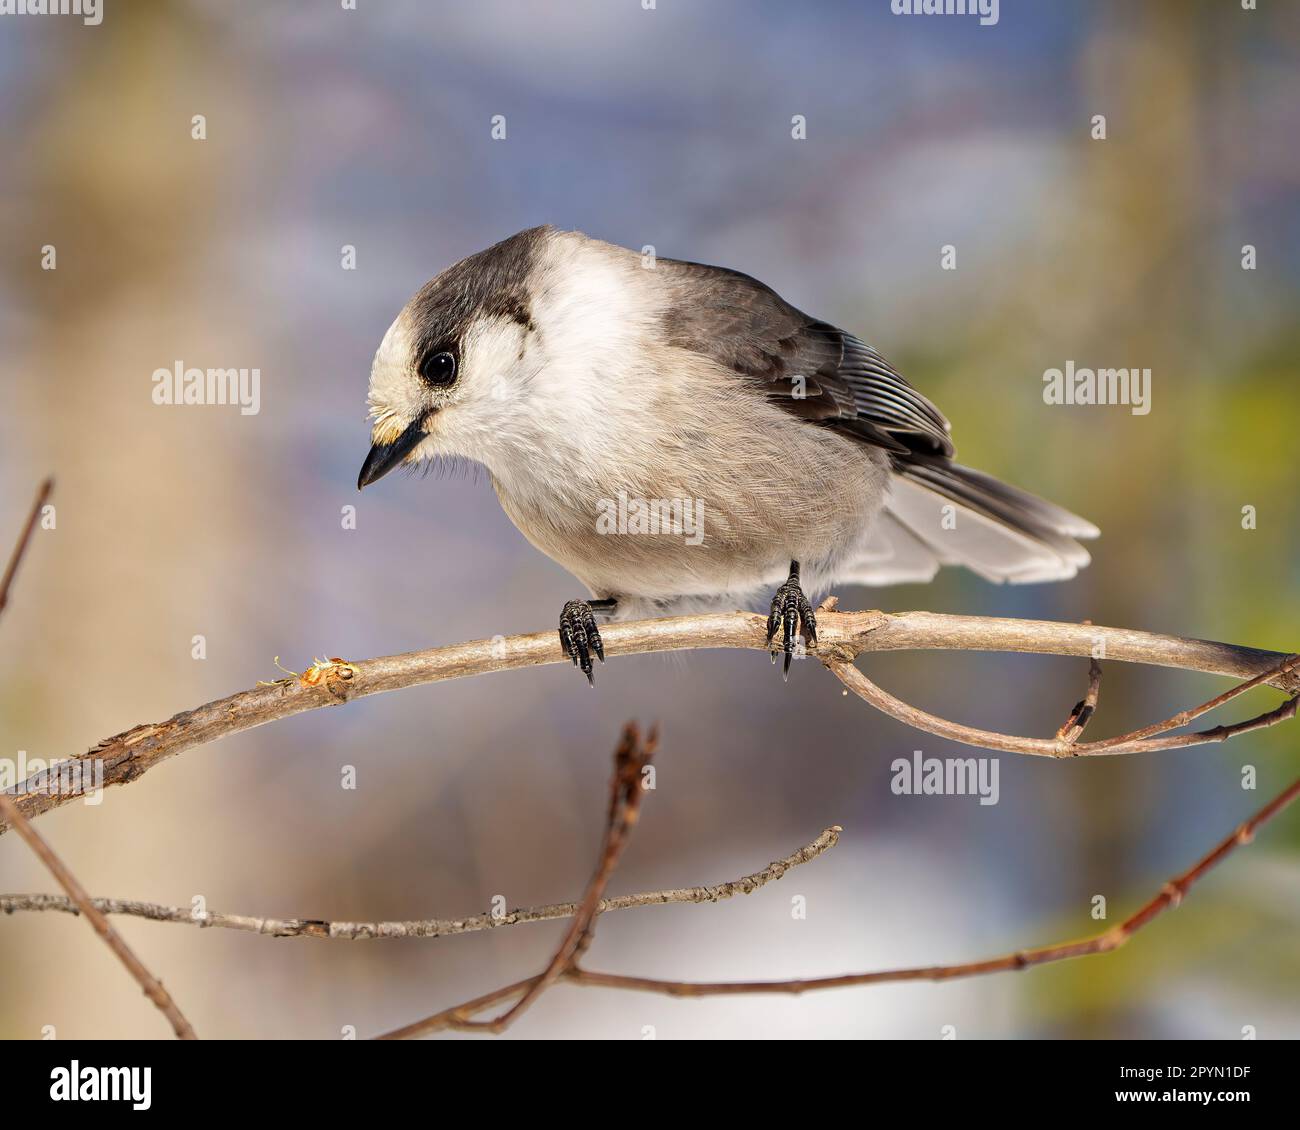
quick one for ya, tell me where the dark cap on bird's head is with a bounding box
[357,225,550,489]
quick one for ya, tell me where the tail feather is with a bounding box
[846,462,1098,586]
[903,462,1099,540]
[844,511,943,585]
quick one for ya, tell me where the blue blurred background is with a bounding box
[1,0,1297,1038]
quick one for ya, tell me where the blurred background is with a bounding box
[1,0,1297,1040]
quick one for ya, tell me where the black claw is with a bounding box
[766,561,817,679]
[559,599,605,686]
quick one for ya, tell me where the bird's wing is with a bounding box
[652,255,1097,582]
[656,257,954,458]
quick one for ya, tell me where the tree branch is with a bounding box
[0,793,198,1039]
[0,826,842,939]
[0,478,197,1039]
[0,478,51,618]
[379,722,659,1038]
[826,652,1298,758]
[563,771,1300,1001]
[1057,642,1103,744]
[372,723,1300,1036]
[4,606,1296,834]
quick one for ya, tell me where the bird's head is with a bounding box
[357,226,550,489]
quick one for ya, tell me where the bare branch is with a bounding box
[827,653,1298,758]
[0,477,52,620]
[0,795,198,1039]
[563,773,1300,1000]
[5,608,1297,834]
[0,826,842,939]
[0,477,197,1039]
[380,722,659,1038]
[1057,629,1103,745]
[371,748,1300,1036]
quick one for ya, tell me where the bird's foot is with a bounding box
[559,599,607,686]
[766,561,816,680]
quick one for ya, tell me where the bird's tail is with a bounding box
[846,461,1099,586]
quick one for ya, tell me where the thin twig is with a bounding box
[0,478,198,1040]
[379,976,540,1037]
[5,610,1298,833]
[1057,632,1103,744]
[0,795,198,1039]
[1084,652,1300,750]
[828,654,1299,758]
[379,722,658,1038]
[490,721,657,1029]
[419,772,1300,1014]
[0,477,52,619]
[565,773,1300,998]
[0,826,843,938]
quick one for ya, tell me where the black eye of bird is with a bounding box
[419,351,457,386]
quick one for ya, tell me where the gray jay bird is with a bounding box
[357,226,1097,682]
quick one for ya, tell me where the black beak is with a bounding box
[357,416,428,490]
